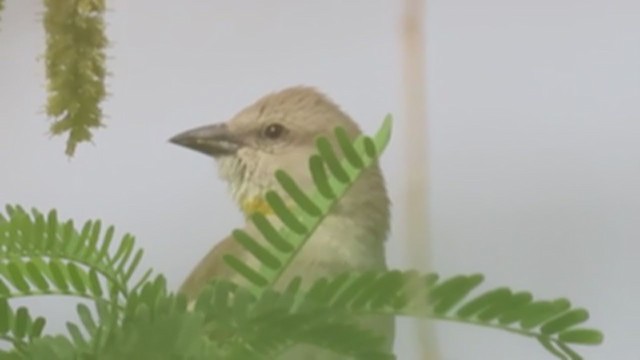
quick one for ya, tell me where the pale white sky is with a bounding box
[1,1,639,359]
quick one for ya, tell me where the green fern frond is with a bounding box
[301,271,603,360]
[0,205,151,302]
[94,275,226,359]
[0,298,46,352]
[189,279,394,360]
[13,335,77,360]
[0,205,153,357]
[224,115,393,294]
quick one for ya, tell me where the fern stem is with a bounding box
[4,291,125,311]
[129,268,153,294]
[537,337,570,360]
[344,306,579,355]
[429,313,582,357]
[430,314,538,338]
[11,255,130,298]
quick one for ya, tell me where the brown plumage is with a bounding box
[170,86,393,359]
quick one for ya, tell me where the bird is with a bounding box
[169,86,393,359]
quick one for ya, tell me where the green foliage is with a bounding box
[0,117,603,359]
[303,271,603,359]
[0,205,150,302]
[43,0,108,156]
[0,299,46,351]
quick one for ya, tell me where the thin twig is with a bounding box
[402,0,440,358]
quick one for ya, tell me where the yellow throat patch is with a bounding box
[241,196,274,216]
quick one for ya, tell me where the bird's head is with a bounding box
[170,86,389,236]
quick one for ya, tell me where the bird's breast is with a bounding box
[273,213,387,289]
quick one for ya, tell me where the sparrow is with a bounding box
[170,86,394,359]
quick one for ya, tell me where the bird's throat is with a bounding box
[241,196,274,216]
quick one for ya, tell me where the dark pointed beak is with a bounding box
[169,123,243,157]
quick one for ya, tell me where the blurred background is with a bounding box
[1,0,638,358]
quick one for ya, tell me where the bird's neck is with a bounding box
[236,166,390,245]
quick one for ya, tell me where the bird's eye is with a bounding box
[263,123,286,139]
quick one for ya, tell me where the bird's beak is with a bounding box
[169,123,243,157]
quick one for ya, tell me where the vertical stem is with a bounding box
[402,0,439,359]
